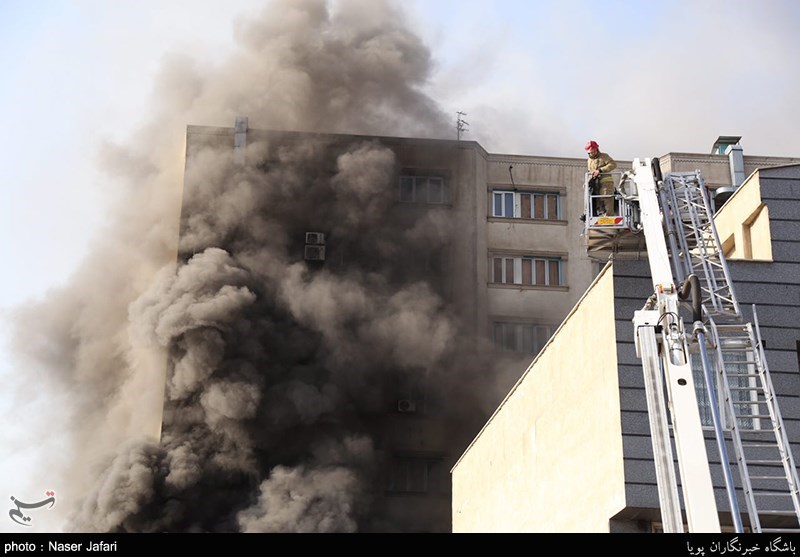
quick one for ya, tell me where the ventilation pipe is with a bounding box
[711,135,744,211]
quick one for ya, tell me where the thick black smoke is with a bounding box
[13,0,513,533]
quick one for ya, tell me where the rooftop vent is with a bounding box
[713,186,737,212]
[711,135,745,192]
[711,135,742,155]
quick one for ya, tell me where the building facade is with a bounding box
[175,121,799,532]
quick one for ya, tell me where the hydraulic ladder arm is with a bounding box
[630,158,722,533]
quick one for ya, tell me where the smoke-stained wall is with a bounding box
[72,123,502,532]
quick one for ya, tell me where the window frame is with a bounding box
[691,351,760,431]
[490,255,564,287]
[386,455,446,495]
[492,321,555,355]
[399,175,449,205]
[491,189,561,220]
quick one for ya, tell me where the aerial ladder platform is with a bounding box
[584,159,800,533]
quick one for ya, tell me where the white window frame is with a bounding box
[491,190,561,220]
[493,190,516,217]
[490,255,563,286]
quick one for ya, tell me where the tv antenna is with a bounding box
[456,111,469,141]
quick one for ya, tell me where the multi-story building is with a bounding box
[173,120,799,532]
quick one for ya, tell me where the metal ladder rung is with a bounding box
[742,443,780,448]
[757,510,799,515]
[750,475,791,480]
[735,414,773,419]
[728,387,764,391]
[747,460,786,466]
[753,492,794,497]
[761,528,800,533]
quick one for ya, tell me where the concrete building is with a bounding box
[176,121,799,532]
[451,163,800,533]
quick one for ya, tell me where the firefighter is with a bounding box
[586,140,617,216]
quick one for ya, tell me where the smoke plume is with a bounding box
[12,0,510,533]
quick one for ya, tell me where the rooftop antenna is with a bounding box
[456,111,469,141]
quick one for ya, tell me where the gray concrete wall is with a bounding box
[483,155,601,340]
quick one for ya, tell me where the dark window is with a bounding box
[399,175,448,204]
[387,456,446,494]
[399,176,414,202]
[492,322,555,355]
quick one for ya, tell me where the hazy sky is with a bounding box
[1,0,799,532]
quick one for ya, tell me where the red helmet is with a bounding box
[585,140,599,152]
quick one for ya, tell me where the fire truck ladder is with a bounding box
[660,170,800,533]
[659,171,739,319]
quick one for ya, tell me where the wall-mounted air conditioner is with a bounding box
[305,232,326,245]
[397,399,417,413]
[304,245,326,261]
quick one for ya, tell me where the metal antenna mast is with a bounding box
[456,111,469,141]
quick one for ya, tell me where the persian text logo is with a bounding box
[8,491,56,526]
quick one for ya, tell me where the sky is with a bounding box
[1,0,799,532]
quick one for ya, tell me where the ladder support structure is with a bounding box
[610,158,800,533]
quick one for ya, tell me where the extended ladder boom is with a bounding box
[631,158,720,533]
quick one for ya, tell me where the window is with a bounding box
[691,352,759,430]
[491,190,561,220]
[493,322,555,355]
[490,255,564,286]
[387,456,447,494]
[394,369,433,414]
[424,246,450,275]
[493,191,514,217]
[399,175,448,204]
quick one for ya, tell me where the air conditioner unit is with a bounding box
[397,399,417,413]
[304,245,326,261]
[305,232,326,245]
